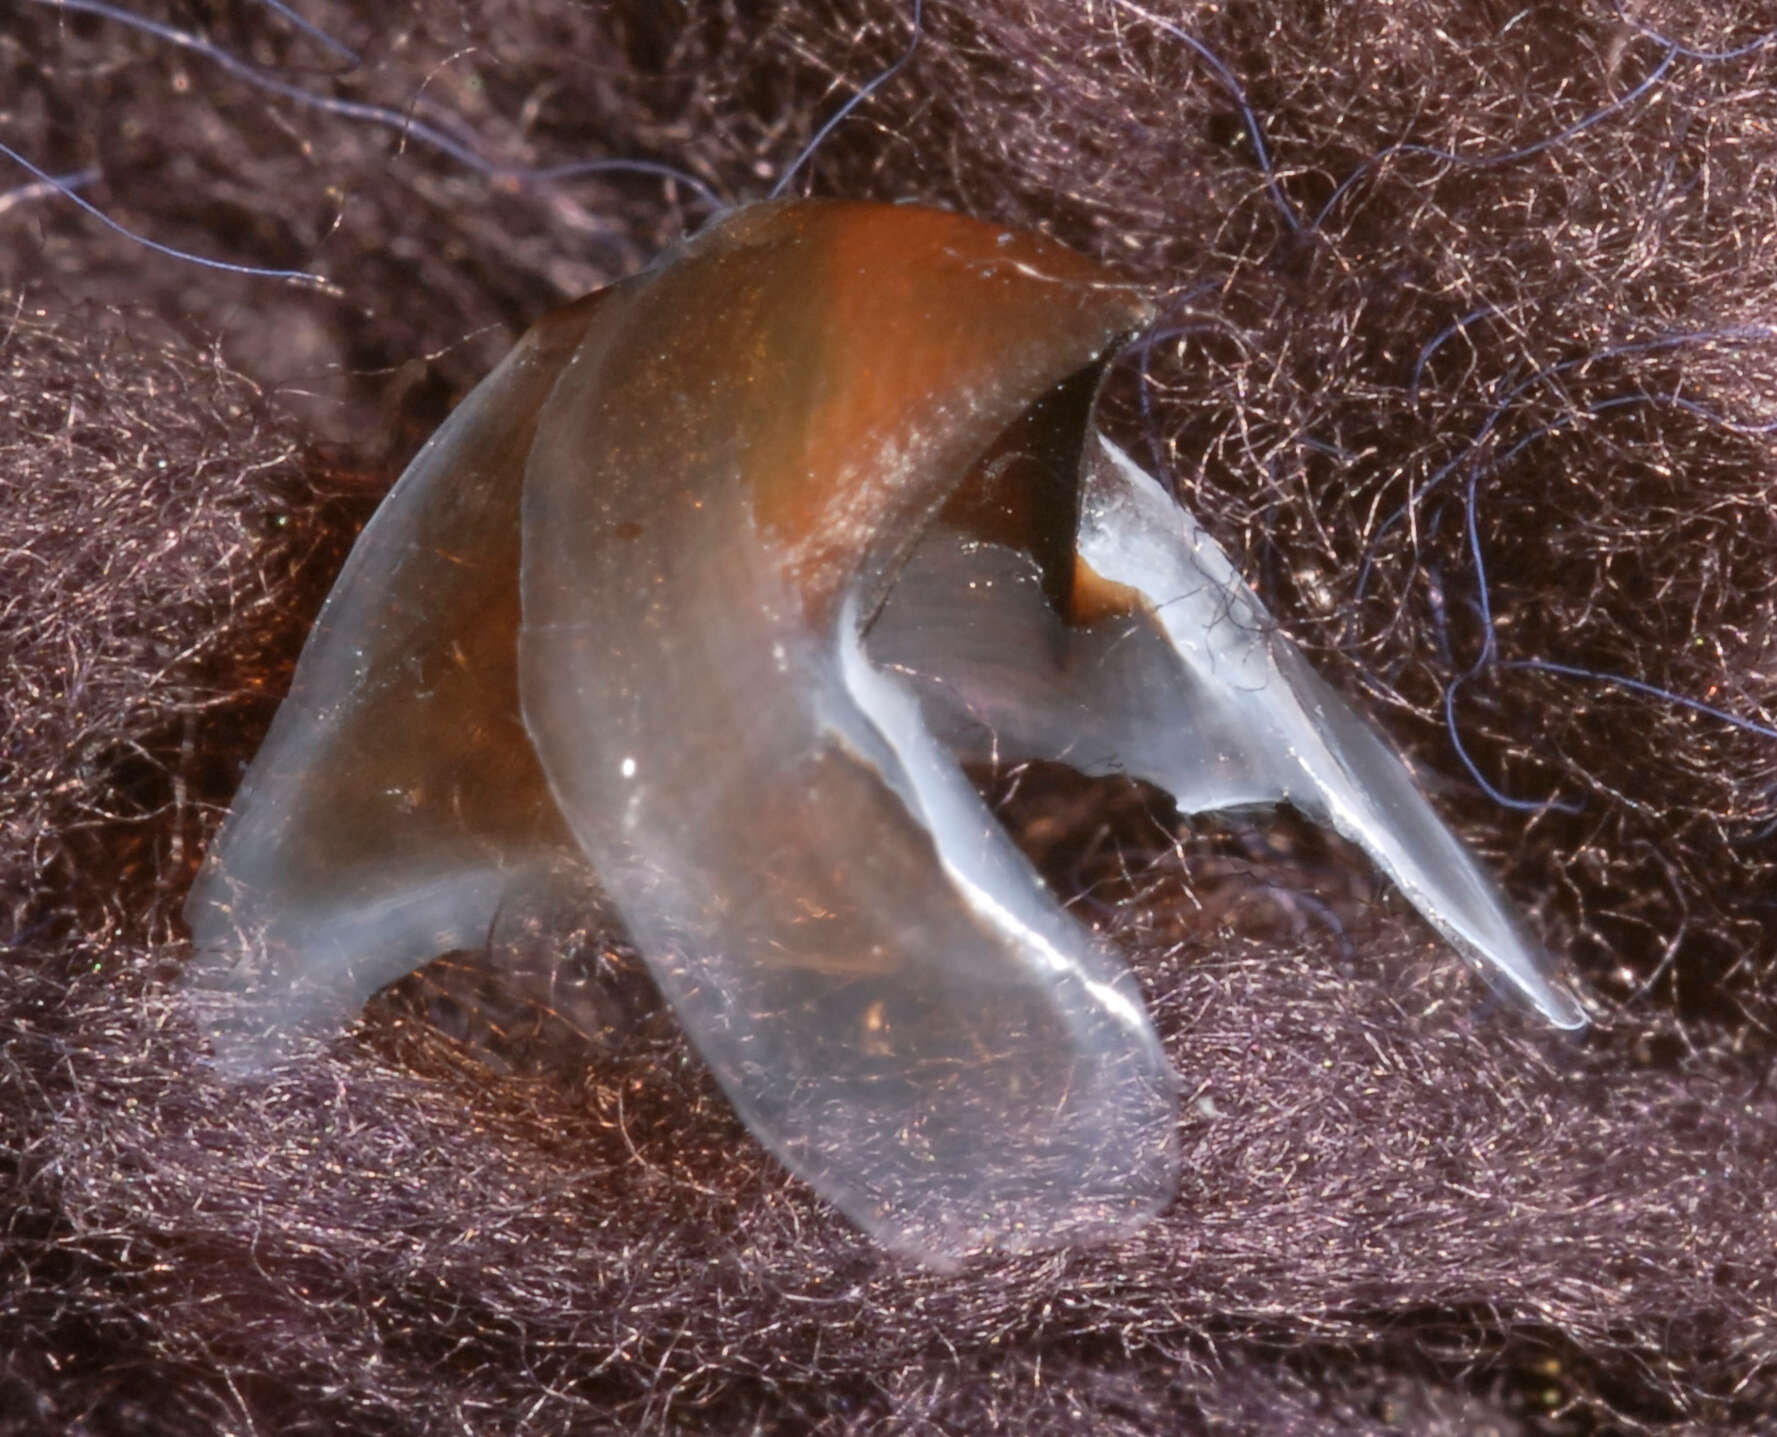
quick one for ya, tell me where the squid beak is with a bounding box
[184,199,1581,1267]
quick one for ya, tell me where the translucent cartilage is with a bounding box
[515,203,1178,1261]
[184,200,1180,1262]
[181,292,611,1066]
[184,196,1581,1269]
[867,530,1284,812]
[518,545,1177,1259]
[1080,437,1586,1029]
[867,437,1587,1031]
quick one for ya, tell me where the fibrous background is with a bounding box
[3,1,1777,1431]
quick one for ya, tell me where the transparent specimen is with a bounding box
[184,199,1585,1266]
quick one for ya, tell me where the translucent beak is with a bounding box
[182,199,1580,1270]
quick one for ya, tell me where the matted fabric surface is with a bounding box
[3,2,1775,1431]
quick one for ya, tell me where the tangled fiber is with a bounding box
[3,0,1776,1430]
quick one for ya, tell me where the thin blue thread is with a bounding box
[1110,0,1300,233]
[1360,324,1777,602]
[770,0,923,199]
[0,140,334,287]
[249,0,359,68]
[1501,660,1777,745]
[1311,42,1679,231]
[1409,305,1501,406]
[23,0,722,208]
[0,165,96,211]
[1438,378,1777,810]
[1606,1,1777,63]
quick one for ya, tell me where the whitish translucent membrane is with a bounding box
[184,199,1582,1265]
[869,437,1588,1032]
[179,289,609,1055]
